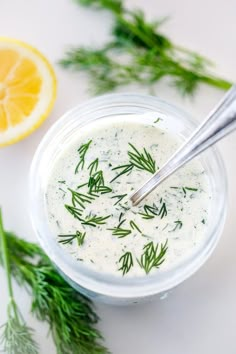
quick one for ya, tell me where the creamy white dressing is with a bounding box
[45,115,211,277]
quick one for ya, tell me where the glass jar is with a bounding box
[29,93,227,305]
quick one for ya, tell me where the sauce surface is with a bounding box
[46,116,211,277]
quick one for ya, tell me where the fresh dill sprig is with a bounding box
[94,185,112,194]
[65,203,111,228]
[88,158,99,175]
[139,204,159,219]
[110,164,133,183]
[0,210,39,354]
[58,230,86,246]
[88,170,112,194]
[111,143,156,182]
[61,0,232,95]
[111,193,127,205]
[118,251,133,275]
[108,217,131,237]
[138,200,167,220]
[128,143,156,174]
[108,225,131,238]
[129,220,142,234]
[0,223,109,354]
[68,188,95,209]
[0,302,39,354]
[159,201,167,219]
[137,240,168,274]
[65,204,83,219]
[75,140,92,173]
[88,167,104,193]
[82,214,111,227]
[169,220,183,232]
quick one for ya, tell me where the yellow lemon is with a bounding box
[0,37,57,147]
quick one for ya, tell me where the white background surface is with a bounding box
[0,0,236,353]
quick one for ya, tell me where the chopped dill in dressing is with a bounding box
[45,117,211,277]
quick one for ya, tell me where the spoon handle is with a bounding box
[131,84,236,205]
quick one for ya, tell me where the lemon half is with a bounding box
[0,37,57,147]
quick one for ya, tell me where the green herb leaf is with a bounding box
[76,0,123,14]
[159,201,167,219]
[169,220,183,232]
[171,186,198,196]
[118,251,133,275]
[0,213,109,354]
[82,214,111,227]
[137,240,168,274]
[61,0,232,95]
[108,224,131,238]
[0,210,39,354]
[128,143,156,174]
[75,140,92,173]
[111,143,156,182]
[88,170,112,194]
[139,203,159,219]
[88,158,99,175]
[185,187,198,192]
[111,193,127,205]
[68,188,95,209]
[110,164,133,183]
[153,117,162,123]
[129,220,142,234]
[65,204,83,220]
[139,200,167,220]
[0,302,39,354]
[58,231,86,246]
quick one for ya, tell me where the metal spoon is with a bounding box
[130,84,236,206]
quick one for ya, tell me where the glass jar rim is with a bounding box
[29,93,227,299]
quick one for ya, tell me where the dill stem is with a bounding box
[0,209,18,321]
[116,14,232,91]
[200,75,232,90]
[115,12,232,91]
